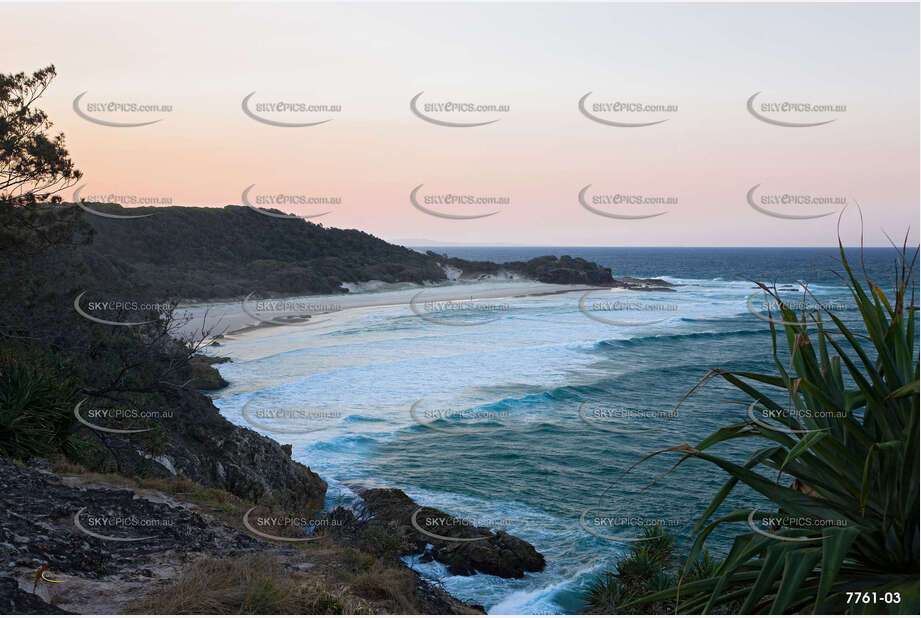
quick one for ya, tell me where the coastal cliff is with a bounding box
[86,385,328,514]
[0,203,638,613]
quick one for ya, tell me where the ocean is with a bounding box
[209,247,909,614]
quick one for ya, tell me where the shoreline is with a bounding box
[2,458,485,615]
[175,280,611,342]
[179,274,679,612]
[183,279,603,612]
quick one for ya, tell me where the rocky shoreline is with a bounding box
[79,383,328,515]
[330,488,546,579]
[0,458,487,614]
[2,276,677,613]
[1,356,548,614]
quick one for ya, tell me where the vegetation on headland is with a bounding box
[2,67,328,511]
[430,252,614,285]
[6,64,917,615]
[1,65,92,464]
[584,239,919,614]
[59,203,614,300]
[0,64,523,615]
[0,64,613,470]
[583,526,722,614]
[74,202,447,299]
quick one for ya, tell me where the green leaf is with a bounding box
[769,548,822,613]
[813,526,861,612]
[780,431,828,472]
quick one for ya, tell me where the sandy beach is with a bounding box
[174,280,603,343]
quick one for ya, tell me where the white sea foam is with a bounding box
[206,275,852,613]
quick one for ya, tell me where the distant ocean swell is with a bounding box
[213,249,900,613]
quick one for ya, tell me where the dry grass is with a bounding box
[126,554,367,614]
[347,565,419,614]
[51,461,329,542]
[49,460,445,615]
[126,551,425,615]
[51,460,248,518]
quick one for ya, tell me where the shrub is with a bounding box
[583,525,679,614]
[623,242,919,614]
[0,348,83,461]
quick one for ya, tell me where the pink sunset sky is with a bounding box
[2,1,918,246]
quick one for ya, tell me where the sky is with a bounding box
[2,1,918,246]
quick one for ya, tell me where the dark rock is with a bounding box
[611,276,676,291]
[539,266,612,285]
[0,576,70,614]
[338,488,545,579]
[327,506,357,527]
[412,577,486,614]
[0,460,481,615]
[197,354,231,364]
[186,355,229,390]
[85,387,327,513]
[26,458,50,471]
[0,458,266,583]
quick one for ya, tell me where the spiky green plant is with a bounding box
[623,241,918,614]
[584,525,679,614]
[0,348,83,460]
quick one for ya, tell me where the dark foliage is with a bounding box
[60,204,616,302]
[430,252,614,285]
[0,65,82,207]
[68,203,447,300]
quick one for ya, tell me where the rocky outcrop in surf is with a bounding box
[330,487,546,579]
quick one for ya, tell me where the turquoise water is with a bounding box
[212,247,909,614]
